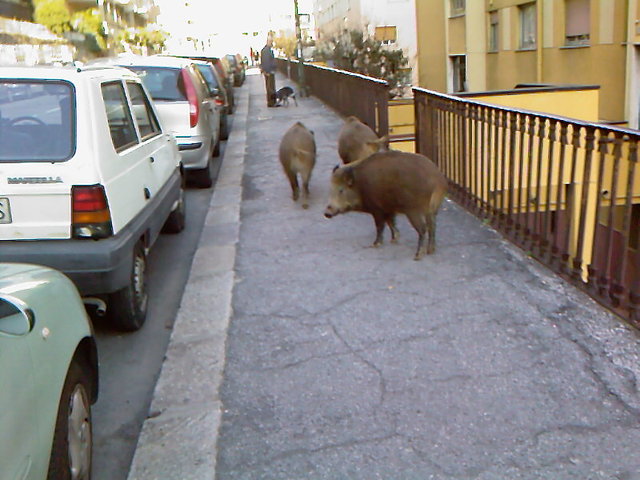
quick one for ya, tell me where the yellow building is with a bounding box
[415,0,640,127]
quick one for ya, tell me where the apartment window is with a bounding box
[375,25,397,45]
[451,55,467,92]
[565,0,590,46]
[489,11,499,52]
[450,0,465,16]
[519,3,537,50]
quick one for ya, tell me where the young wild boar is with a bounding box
[279,121,317,209]
[338,116,387,164]
[324,150,448,260]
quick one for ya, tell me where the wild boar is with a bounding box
[338,116,386,164]
[279,121,317,209]
[324,150,448,260]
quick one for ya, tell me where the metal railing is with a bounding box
[275,58,389,138]
[414,87,640,325]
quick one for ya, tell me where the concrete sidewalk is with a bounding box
[129,70,640,479]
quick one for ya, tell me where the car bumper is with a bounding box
[176,135,211,170]
[0,170,181,296]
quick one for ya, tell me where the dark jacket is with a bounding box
[260,45,276,74]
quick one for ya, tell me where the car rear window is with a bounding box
[127,66,187,102]
[0,80,75,162]
[195,64,219,93]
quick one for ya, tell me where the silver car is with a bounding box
[95,55,221,188]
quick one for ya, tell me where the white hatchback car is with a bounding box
[95,55,222,188]
[0,65,185,331]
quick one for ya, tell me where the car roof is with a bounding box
[0,64,140,82]
[90,54,195,70]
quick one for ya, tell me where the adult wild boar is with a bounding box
[338,116,386,164]
[324,150,448,260]
[279,121,316,209]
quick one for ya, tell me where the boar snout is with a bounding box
[324,206,337,218]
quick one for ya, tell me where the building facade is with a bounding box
[314,0,418,83]
[416,0,640,126]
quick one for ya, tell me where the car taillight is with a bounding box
[214,96,225,107]
[181,69,200,128]
[71,185,113,239]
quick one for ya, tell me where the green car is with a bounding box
[0,263,98,480]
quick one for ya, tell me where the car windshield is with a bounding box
[0,80,75,162]
[127,66,187,102]
[195,65,219,92]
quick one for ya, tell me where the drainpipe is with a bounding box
[536,0,543,83]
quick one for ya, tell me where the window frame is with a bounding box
[488,10,499,52]
[564,0,590,47]
[449,0,465,17]
[125,80,162,142]
[519,2,537,51]
[450,55,467,93]
[101,80,139,153]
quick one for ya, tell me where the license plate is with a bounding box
[0,198,12,224]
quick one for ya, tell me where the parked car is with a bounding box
[95,55,222,188]
[0,65,185,331]
[225,53,246,87]
[166,56,230,140]
[167,54,235,115]
[0,262,99,480]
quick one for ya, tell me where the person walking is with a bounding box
[260,35,277,107]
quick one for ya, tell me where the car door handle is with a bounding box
[149,156,154,163]
[144,188,151,200]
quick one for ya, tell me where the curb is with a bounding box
[126,82,249,480]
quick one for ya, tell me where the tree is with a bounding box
[274,33,297,59]
[32,0,71,35]
[315,29,411,98]
[71,8,106,51]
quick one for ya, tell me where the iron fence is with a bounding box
[414,87,640,325]
[275,58,389,138]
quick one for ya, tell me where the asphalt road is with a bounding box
[90,152,222,480]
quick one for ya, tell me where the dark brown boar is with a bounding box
[279,121,317,208]
[324,150,448,260]
[338,116,386,164]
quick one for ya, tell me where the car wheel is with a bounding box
[213,137,221,157]
[109,243,148,331]
[220,114,229,140]
[191,158,213,188]
[47,359,93,480]
[162,185,186,234]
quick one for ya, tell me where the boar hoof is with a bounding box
[302,202,309,209]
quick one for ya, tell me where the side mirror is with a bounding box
[0,296,35,336]
[209,87,220,97]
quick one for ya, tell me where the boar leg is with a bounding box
[426,215,437,255]
[300,170,312,209]
[406,212,428,260]
[386,215,399,243]
[285,170,300,201]
[372,212,386,247]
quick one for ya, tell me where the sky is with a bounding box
[156,0,312,54]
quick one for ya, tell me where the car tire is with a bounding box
[213,138,221,157]
[108,243,148,331]
[192,158,213,188]
[220,114,229,140]
[162,185,186,234]
[47,358,93,480]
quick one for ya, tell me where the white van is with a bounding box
[0,65,185,331]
